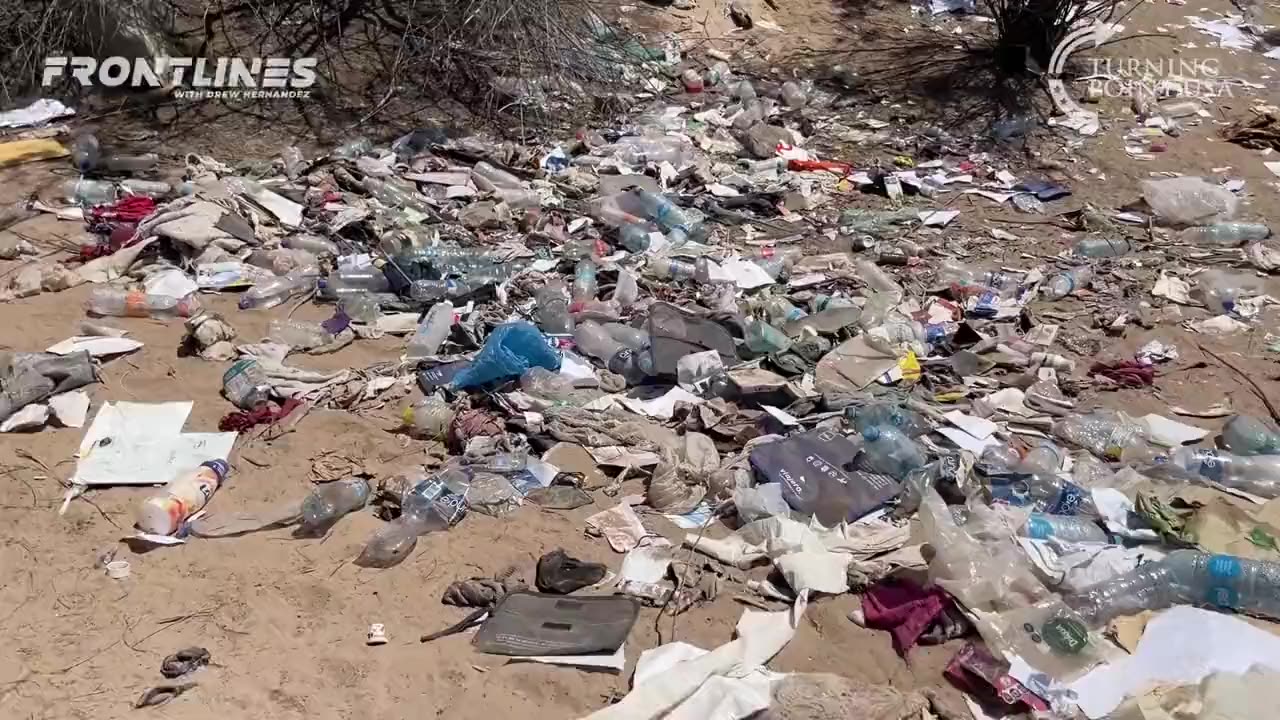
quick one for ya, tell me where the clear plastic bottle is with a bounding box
[860,425,926,480]
[405,301,454,359]
[363,176,436,216]
[536,281,573,335]
[284,234,339,256]
[340,294,380,324]
[409,279,478,302]
[331,137,373,159]
[281,146,306,178]
[120,179,171,198]
[239,271,316,310]
[614,269,639,307]
[1043,266,1093,300]
[402,396,455,439]
[1222,415,1280,456]
[1069,550,1280,624]
[267,319,333,349]
[222,358,272,410]
[87,288,201,319]
[1020,513,1110,542]
[763,297,807,324]
[645,256,698,281]
[846,402,931,438]
[618,222,654,253]
[572,259,598,303]
[356,471,465,568]
[780,81,807,108]
[936,259,1014,297]
[1161,447,1280,498]
[136,460,230,535]
[744,319,791,355]
[1178,222,1271,247]
[627,189,691,238]
[1197,269,1264,315]
[604,323,650,350]
[574,321,652,383]
[1052,409,1147,462]
[605,137,689,166]
[63,178,117,206]
[1072,238,1133,258]
[101,153,159,173]
[854,259,903,297]
[70,133,99,173]
[298,478,371,537]
[470,161,523,190]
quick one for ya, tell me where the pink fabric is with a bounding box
[861,579,948,656]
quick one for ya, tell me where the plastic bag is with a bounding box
[451,321,561,389]
[1141,177,1238,226]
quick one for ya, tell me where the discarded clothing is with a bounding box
[862,578,958,655]
[217,397,302,432]
[1089,360,1154,387]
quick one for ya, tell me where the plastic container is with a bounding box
[854,259,903,296]
[763,297,807,324]
[1069,550,1280,624]
[1051,410,1147,462]
[284,234,339,256]
[136,460,230,535]
[340,294,381,324]
[1072,238,1132,258]
[363,176,436,216]
[614,270,639,307]
[572,259,598,303]
[409,279,478,302]
[1178,222,1271,247]
[1197,269,1264,315]
[536,281,573,335]
[298,478,371,537]
[744,319,791,355]
[1141,177,1239,226]
[239,271,315,310]
[936,259,1014,297]
[267,319,332,349]
[604,323,650,350]
[605,137,688,166]
[846,402,931,438]
[1020,513,1109,542]
[1162,447,1280,499]
[403,396,455,439]
[470,161,523,190]
[120,179,170,198]
[87,288,200,319]
[102,153,159,173]
[405,301,454,359]
[574,321,652,383]
[627,189,692,237]
[222,359,271,410]
[617,222,654,253]
[1222,415,1280,456]
[1043,266,1093,300]
[860,425,926,480]
[356,472,462,568]
[331,137,373,159]
[70,133,99,173]
[63,178,117,206]
[645,256,698,281]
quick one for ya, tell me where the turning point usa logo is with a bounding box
[42,57,317,99]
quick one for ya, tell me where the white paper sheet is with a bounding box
[1142,414,1210,447]
[619,387,704,419]
[719,258,776,289]
[937,426,1002,454]
[944,410,998,439]
[45,336,143,357]
[1071,606,1280,718]
[72,401,237,486]
[0,99,75,129]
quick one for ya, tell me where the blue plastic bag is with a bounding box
[451,321,560,390]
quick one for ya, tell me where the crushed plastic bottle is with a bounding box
[405,301,454,359]
[284,234,340,256]
[355,470,465,568]
[1158,447,1280,499]
[646,256,698,281]
[854,259,903,297]
[1052,410,1147,462]
[536,280,573,335]
[87,288,201,319]
[744,319,791,355]
[1141,176,1239,226]
[936,259,1014,297]
[618,222,655,253]
[1072,238,1132,258]
[403,396,455,439]
[1020,513,1109,542]
[298,478,371,537]
[846,402,931,438]
[614,269,639,307]
[1222,415,1280,456]
[1069,550,1280,624]
[1042,266,1093,300]
[859,425,926,480]
[780,81,807,108]
[574,320,652,383]
[572,259,598,302]
[340,294,380,324]
[239,270,317,310]
[332,137,373,160]
[70,133,100,173]
[627,189,693,241]
[267,319,333,349]
[1178,222,1271,247]
[1197,269,1264,315]
[102,153,159,173]
[603,323,650,350]
[136,460,230,535]
[222,358,272,410]
[63,178,117,206]
[763,297,807,324]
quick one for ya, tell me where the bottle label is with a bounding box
[1197,449,1226,482]
[1041,617,1090,655]
[1206,554,1242,607]
[1027,515,1054,539]
[1045,481,1087,515]
[124,290,148,317]
[988,475,1033,507]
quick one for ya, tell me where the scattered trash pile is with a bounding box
[5,33,1280,719]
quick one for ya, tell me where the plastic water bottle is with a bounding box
[136,460,230,535]
[88,288,201,319]
[1051,410,1147,462]
[763,297,807,324]
[1197,270,1263,315]
[63,178,117,206]
[284,234,339,256]
[70,133,100,173]
[267,319,333,349]
[860,425,926,480]
[614,270,639,307]
[846,402,931,438]
[298,478,371,537]
[409,278,478,302]
[1020,513,1109,542]
[1178,222,1271,247]
[628,189,691,237]
[1069,550,1280,624]
[645,256,698,282]
[405,301,454,359]
[402,396,455,439]
[1043,266,1093,300]
[240,271,316,310]
[356,472,465,568]
[572,259,598,302]
[936,259,1014,297]
[536,281,573,335]
[1161,447,1280,499]
[1072,238,1132,258]
[332,137,373,159]
[618,222,654,253]
[854,259,902,296]
[1222,415,1280,455]
[604,323,650,350]
[222,359,272,410]
[744,319,791,355]
[329,267,389,292]
[102,153,159,173]
[340,294,380,324]
[574,321,652,382]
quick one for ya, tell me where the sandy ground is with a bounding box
[4,0,1280,718]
